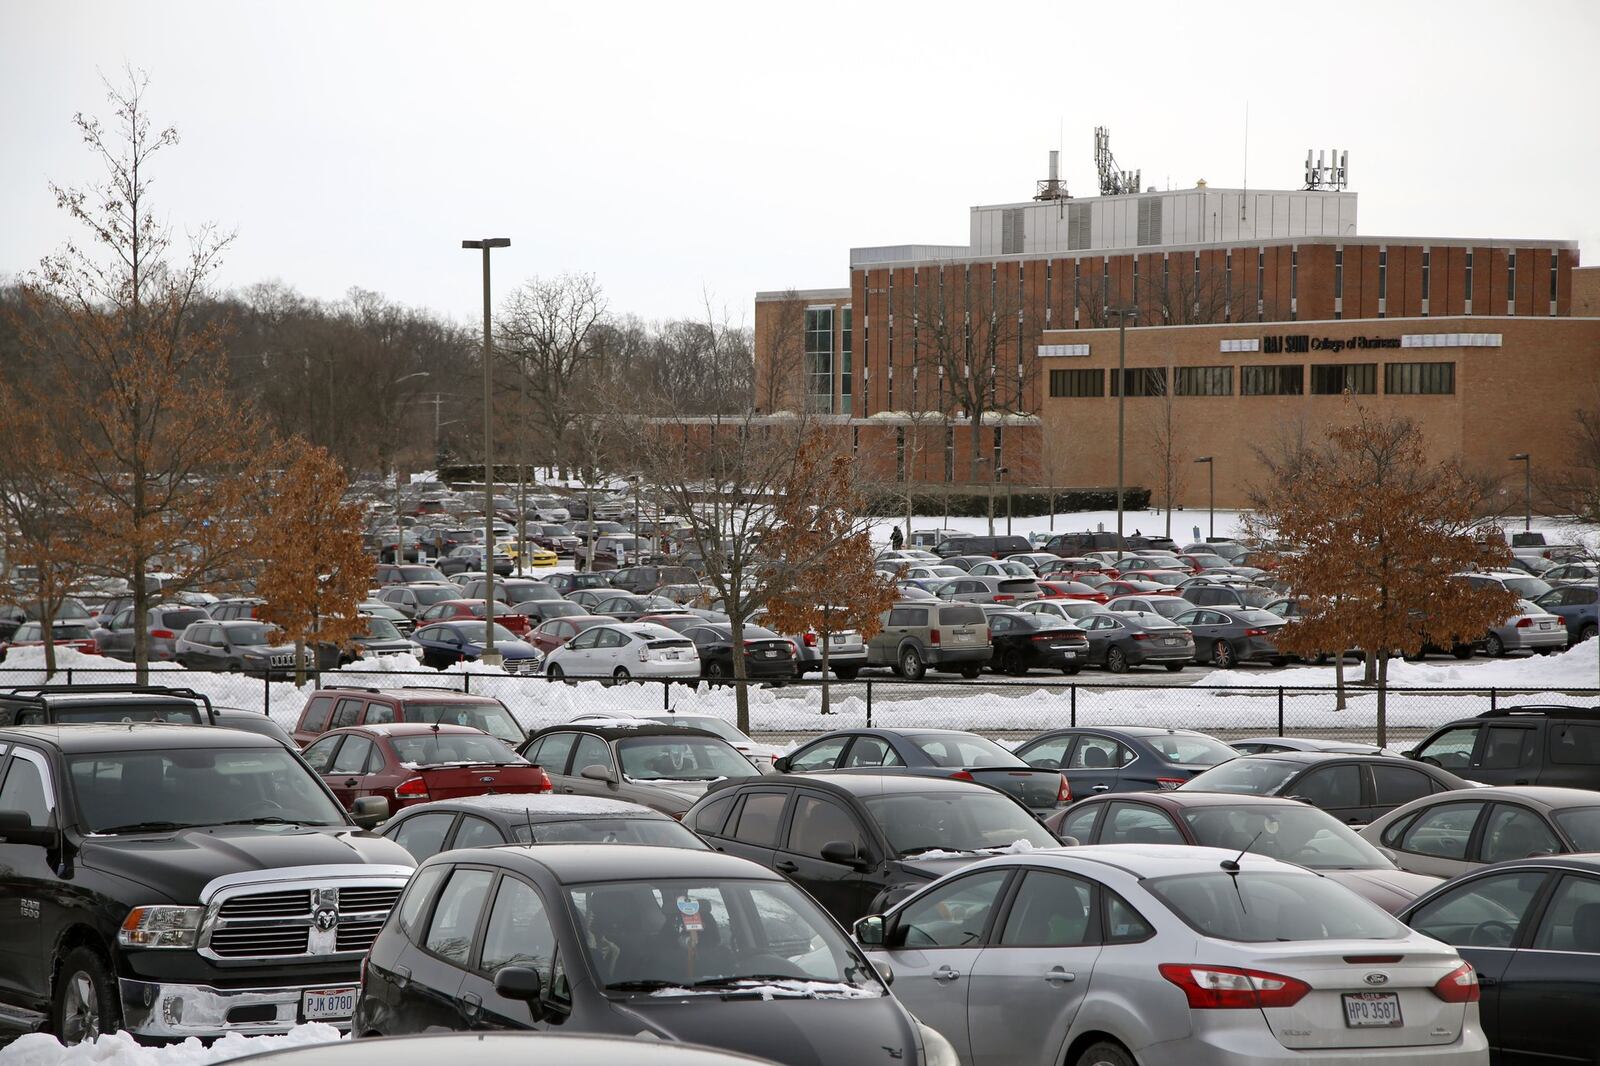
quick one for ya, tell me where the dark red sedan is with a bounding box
[527,614,612,656]
[1036,580,1109,603]
[300,722,551,813]
[413,598,533,636]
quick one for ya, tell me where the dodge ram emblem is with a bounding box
[313,906,339,932]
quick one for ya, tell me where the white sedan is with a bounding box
[542,621,700,682]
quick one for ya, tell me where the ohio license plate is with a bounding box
[1342,992,1402,1028]
[830,634,847,644]
[1163,637,1180,645]
[302,986,357,1021]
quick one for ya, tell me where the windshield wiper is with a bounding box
[95,821,192,834]
[900,846,971,857]
[207,817,323,827]
[605,979,683,992]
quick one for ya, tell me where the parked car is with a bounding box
[1104,593,1193,619]
[933,534,1033,559]
[0,598,94,643]
[750,615,867,680]
[570,711,782,768]
[1048,792,1440,913]
[381,794,709,861]
[517,722,762,816]
[460,577,560,607]
[0,683,219,728]
[528,614,613,656]
[965,559,1037,579]
[0,619,99,661]
[1360,786,1600,878]
[375,563,449,586]
[1022,599,1108,626]
[301,723,551,813]
[338,614,420,661]
[984,609,1088,675]
[1533,584,1599,644]
[1406,705,1600,789]
[411,621,542,674]
[1178,583,1279,609]
[682,623,798,682]
[589,535,653,569]
[375,582,464,618]
[775,727,1072,815]
[542,622,700,682]
[414,598,534,637]
[437,545,515,577]
[934,574,1044,604]
[174,619,330,677]
[1173,605,1288,667]
[609,565,699,595]
[687,772,1059,925]
[545,571,615,595]
[1014,726,1239,794]
[293,686,526,747]
[1232,736,1402,757]
[352,846,939,1066]
[1398,855,1600,1065]
[1078,610,1195,673]
[208,597,265,621]
[1542,561,1599,586]
[1036,580,1108,603]
[899,563,968,582]
[253,1033,782,1066]
[359,599,415,634]
[866,601,991,680]
[1180,751,1473,826]
[1459,569,1554,602]
[92,603,212,661]
[515,599,592,624]
[1482,598,1568,657]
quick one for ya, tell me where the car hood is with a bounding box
[618,778,717,811]
[614,990,915,1066]
[79,824,414,903]
[1323,867,1442,914]
[236,643,298,656]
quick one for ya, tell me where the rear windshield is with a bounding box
[515,816,707,849]
[1502,576,1551,599]
[159,609,210,629]
[391,733,525,767]
[412,586,459,606]
[1180,805,1389,869]
[1178,758,1301,795]
[1553,807,1600,851]
[1147,733,1238,766]
[224,623,280,646]
[937,605,986,627]
[616,737,760,781]
[52,703,205,725]
[910,733,1024,769]
[399,566,448,582]
[1147,871,1404,942]
[1232,609,1284,627]
[401,701,524,744]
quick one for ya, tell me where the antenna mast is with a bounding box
[1303,148,1350,190]
[1094,126,1140,196]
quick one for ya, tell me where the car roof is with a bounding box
[328,722,491,738]
[0,690,203,708]
[1069,792,1312,811]
[1041,725,1216,739]
[530,722,720,741]
[312,687,502,704]
[438,842,779,885]
[767,771,995,797]
[394,795,665,819]
[1409,785,1600,809]
[0,722,280,752]
[1231,750,1391,765]
[991,844,1297,879]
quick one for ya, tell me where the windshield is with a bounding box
[69,747,348,832]
[391,733,525,766]
[225,623,281,646]
[1503,576,1552,598]
[1181,805,1390,869]
[568,878,881,994]
[402,701,524,745]
[400,566,448,582]
[1147,733,1239,766]
[1554,807,1600,851]
[1147,871,1405,942]
[646,716,747,744]
[40,623,94,640]
[162,609,210,629]
[516,817,708,849]
[1179,757,1302,795]
[362,617,403,640]
[864,792,1057,856]
[910,733,1025,768]
[449,622,520,644]
[412,586,459,606]
[617,737,760,781]
[54,703,205,725]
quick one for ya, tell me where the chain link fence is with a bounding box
[2,664,1595,749]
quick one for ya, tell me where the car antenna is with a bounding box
[1220,830,1263,873]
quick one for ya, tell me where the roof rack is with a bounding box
[1477,705,1600,719]
[0,683,215,717]
[320,684,490,697]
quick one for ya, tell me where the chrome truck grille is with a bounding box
[197,866,412,962]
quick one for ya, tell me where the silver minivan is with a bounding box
[867,601,992,679]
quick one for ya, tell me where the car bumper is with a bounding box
[119,977,354,1039]
[502,657,542,675]
[1498,625,1567,650]
[797,647,869,671]
[926,646,992,665]
[634,660,702,678]
[1130,641,1195,664]
[1135,1019,1487,1066]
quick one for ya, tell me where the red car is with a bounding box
[1099,579,1169,598]
[1036,580,1109,603]
[0,620,100,662]
[527,614,612,656]
[300,722,551,812]
[413,598,532,636]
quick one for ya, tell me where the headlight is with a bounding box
[918,1022,960,1066]
[119,905,203,948]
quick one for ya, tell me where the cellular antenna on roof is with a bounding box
[1094,126,1140,197]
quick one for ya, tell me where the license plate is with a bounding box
[1061,650,1077,659]
[1163,637,1180,645]
[830,634,847,645]
[1539,621,1553,630]
[762,649,777,657]
[302,987,357,1021]
[1342,992,1402,1028]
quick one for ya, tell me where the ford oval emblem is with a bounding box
[480,775,495,784]
[1363,972,1389,986]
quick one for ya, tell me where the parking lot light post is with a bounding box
[1107,307,1137,561]
[1194,456,1214,539]
[463,237,511,662]
[1508,453,1531,532]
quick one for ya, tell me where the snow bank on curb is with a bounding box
[0,1023,342,1066]
[1189,639,1600,691]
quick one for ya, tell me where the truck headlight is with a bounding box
[119,905,203,948]
[918,1022,960,1066]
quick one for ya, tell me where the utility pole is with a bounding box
[463,237,511,662]
[1195,456,1215,539]
[1108,307,1137,561]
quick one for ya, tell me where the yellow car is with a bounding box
[504,542,558,568]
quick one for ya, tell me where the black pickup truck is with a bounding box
[0,722,413,1043]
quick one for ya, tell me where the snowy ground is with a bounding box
[0,1024,341,1065]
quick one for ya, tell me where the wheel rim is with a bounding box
[61,970,99,1045]
[708,662,724,677]
[1488,635,1504,656]
[902,650,920,675]
[1214,640,1232,666]
[614,668,629,680]
[1108,648,1126,672]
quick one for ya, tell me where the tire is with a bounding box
[1001,649,1027,676]
[707,661,726,682]
[1580,623,1598,643]
[1106,646,1130,674]
[833,665,860,680]
[1485,633,1506,658]
[1452,643,1475,660]
[1062,664,1082,675]
[1211,639,1235,668]
[899,646,926,681]
[612,666,631,683]
[1165,662,1185,672]
[1076,1041,1137,1066]
[959,664,982,680]
[546,663,565,682]
[53,946,121,1046]
[1537,647,1554,656]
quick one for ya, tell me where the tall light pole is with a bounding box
[1507,453,1531,532]
[463,237,511,661]
[1194,456,1215,539]
[1107,307,1138,560]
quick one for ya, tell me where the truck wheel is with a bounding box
[833,665,860,680]
[53,946,121,1046]
[899,646,926,681]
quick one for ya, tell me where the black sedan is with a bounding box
[984,609,1088,675]
[545,572,614,595]
[1179,750,1473,826]
[1400,855,1600,1064]
[685,773,1060,924]
[776,727,1072,813]
[1013,725,1239,795]
[683,623,798,681]
[381,794,709,861]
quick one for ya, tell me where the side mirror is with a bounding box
[821,840,865,868]
[351,796,390,829]
[1059,835,1082,847]
[873,961,895,987]
[493,965,543,1004]
[0,810,56,848]
[1402,748,1420,760]
[853,914,886,947]
[771,755,793,774]
[580,763,617,785]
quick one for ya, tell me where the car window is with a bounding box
[302,735,342,773]
[1019,736,1075,770]
[1103,803,1184,845]
[786,794,867,859]
[1409,870,1547,949]
[1372,765,1435,808]
[424,867,495,965]
[526,732,578,775]
[1415,727,1479,770]
[362,702,397,725]
[887,607,927,627]
[1068,736,1123,770]
[841,736,905,768]
[454,816,508,850]
[1397,802,1484,860]
[1550,724,1600,765]
[567,629,600,651]
[998,871,1095,947]
[692,793,736,836]
[1290,764,1362,808]
[789,736,849,772]
[731,792,787,848]
[1105,891,1155,943]
[300,697,334,734]
[572,734,614,774]
[1057,803,1101,844]
[1531,875,1600,952]
[913,734,1020,769]
[596,628,627,648]
[1479,804,1560,865]
[391,812,457,861]
[331,698,364,729]
[330,736,375,776]
[898,869,1009,949]
[480,876,557,977]
[395,864,448,941]
[0,754,52,824]
[1480,727,1537,770]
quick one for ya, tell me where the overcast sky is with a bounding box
[3,1,1596,328]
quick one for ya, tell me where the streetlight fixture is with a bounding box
[1507,453,1531,532]
[463,237,511,662]
[1106,307,1138,560]
[1194,456,1215,539]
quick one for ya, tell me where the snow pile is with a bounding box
[1190,639,1600,691]
[0,1023,342,1065]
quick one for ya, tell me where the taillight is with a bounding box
[803,633,818,647]
[1432,963,1479,1003]
[993,594,1013,602]
[395,777,431,801]
[1056,774,1072,803]
[1159,964,1311,1009]
[950,769,975,782]
[1031,634,1056,642]
[532,769,554,793]
[1156,777,1186,790]
[1132,633,1151,641]
[929,630,941,645]
[150,629,175,639]
[1515,618,1533,628]
[638,647,649,661]
[1244,627,1269,637]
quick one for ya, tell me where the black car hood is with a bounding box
[615,990,916,1066]
[80,824,414,903]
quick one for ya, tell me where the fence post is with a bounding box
[1277,687,1285,737]
[865,679,873,729]
[1490,687,1497,715]
[263,674,270,716]
[462,673,471,694]
[66,668,73,686]
[1070,684,1077,728]
[663,681,671,712]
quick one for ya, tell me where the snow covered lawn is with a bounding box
[0,1023,341,1065]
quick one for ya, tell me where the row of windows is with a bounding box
[1048,362,1456,398]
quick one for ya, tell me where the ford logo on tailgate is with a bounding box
[1363,972,1390,986]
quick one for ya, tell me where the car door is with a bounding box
[1081,615,1118,664]
[454,873,558,1031]
[1387,800,1490,878]
[783,734,852,774]
[713,790,789,870]
[409,865,497,1031]
[1098,801,1185,845]
[839,735,906,771]
[1015,733,1076,772]
[873,869,1013,1064]
[325,735,376,809]
[0,746,58,998]
[387,811,460,861]
[967,870,1107,1066]
[1175,610,1220,660]
[1369,763,1438,819]
[1475,804,1562,866]
[1284,762,1368,825]
[557,628,602,675]
[1495,872,1600,1065]
[590,627,629,670]
[1471,724,1541,787]
[1411,726,1481,774]
[521,731,579,786]
[101,608,135,658]
[1062,733,1124,797]
[774,790,877,925]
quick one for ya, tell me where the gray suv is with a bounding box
[92,604,212,661]
[867,601,992,679]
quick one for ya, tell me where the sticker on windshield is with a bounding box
[677,898,700,916]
